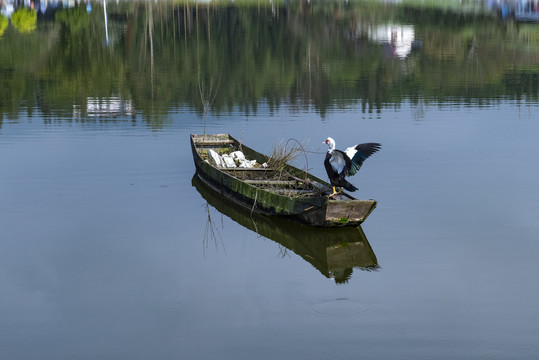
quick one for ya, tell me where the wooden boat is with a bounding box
[190,133,377,227]
[192,174,378,283]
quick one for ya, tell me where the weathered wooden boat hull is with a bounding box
[190,134,377,227]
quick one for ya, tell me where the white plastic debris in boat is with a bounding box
[238,159,258,168]
[207,149,224,167]
[221,154,237,168]
[261,162,269,168]
[207,149,258,168]
[230,151,246,164]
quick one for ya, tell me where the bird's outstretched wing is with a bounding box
[346,143,381,176]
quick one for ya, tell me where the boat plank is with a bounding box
[244,180,298,186]
[224,168,275,171]
[195,140,235,145]
[267,189,315,195]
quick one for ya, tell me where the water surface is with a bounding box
[1,1,539,359]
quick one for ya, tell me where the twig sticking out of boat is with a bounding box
[266,139,306,171]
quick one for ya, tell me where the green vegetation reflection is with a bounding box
[0,0,538,127]
[11,8,37,33]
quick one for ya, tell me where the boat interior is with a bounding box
[193,134,357,200]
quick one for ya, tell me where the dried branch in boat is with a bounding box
[266,139,306,172]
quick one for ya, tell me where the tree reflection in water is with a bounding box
[1,0,539,128]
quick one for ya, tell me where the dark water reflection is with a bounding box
[2,1,539,360]
[192,174,378,283]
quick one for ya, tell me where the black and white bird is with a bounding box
[323,137,381,197]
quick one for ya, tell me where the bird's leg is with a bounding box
[329,186,340,198]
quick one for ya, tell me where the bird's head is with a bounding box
[323,137,335,152]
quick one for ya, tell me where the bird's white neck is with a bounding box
[325,137,336,153]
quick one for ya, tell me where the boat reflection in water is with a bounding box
[192,174,379,284]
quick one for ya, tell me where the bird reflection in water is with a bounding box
[192,174,379,284]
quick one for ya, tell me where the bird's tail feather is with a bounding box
[343,181,358,192]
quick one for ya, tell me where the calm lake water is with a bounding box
[2,1,539,359]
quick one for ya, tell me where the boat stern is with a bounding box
[297,199,377,227]
[325,199,377,225]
